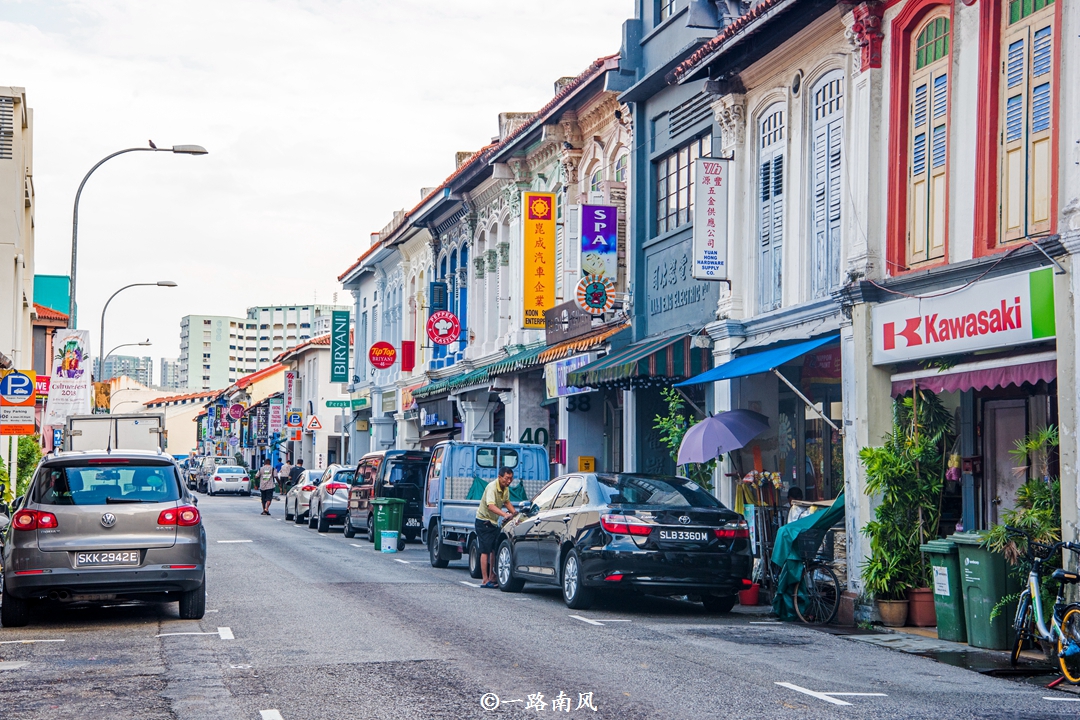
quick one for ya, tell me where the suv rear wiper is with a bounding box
[105,497,149,504]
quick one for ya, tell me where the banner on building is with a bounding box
[691,157,729,281]
[544,354,595,399]
[44,329,92,426]
[580,205,618,282]
[284,371,297,411]
[330,310,350,383]
[268,396,284,433]
[255,404,269,444]
[523,192,556,329]
[871,267,1056,365]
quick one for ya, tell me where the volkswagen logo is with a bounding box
[100,513,117,528]
[678,515,691,525]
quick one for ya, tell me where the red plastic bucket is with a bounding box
[738,583,760,606]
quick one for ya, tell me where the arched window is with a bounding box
[1000,0,1055,242]
[907,14,950,265]
[810,71,844,298]
[589,168,602,193]
[758,103,785,311]
[614,154,628,183]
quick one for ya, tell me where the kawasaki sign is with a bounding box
[872,268,1056,365]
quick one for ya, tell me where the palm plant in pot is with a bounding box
[860,389,953,627]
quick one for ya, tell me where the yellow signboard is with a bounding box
[522,192,556,329]
[577,456,595,472]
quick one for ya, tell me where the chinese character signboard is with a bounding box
[330,310,350,383]
[284,371,297,411]
[523,192,556,329]
[691,157,729,280]
[580,205,618,282]
[872,268,1056,365]
[268,396,284,434]
[44,328,92,426]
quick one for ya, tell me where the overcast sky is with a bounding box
[2,0,632,379]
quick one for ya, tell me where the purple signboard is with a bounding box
[580,205,618,282]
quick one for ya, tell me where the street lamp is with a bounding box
[98,281,177,381]
[100,340,152,382]
[69,143,208,325]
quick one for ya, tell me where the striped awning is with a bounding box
[537,322,630,364]
[567,332,712,387]
[412,343,546,400]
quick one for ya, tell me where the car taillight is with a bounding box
[158,506,200,526]
[600,514,652,536]
[325,482,348,494]
[714,521,750,539]
[12,509,58,531]
[301,485,316,492]
[214,476,222,482]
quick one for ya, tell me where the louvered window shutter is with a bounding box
[757,104,785,312]
[810,72,844,299]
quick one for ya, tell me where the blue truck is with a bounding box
[422,441,549,576]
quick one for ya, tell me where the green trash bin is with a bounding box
[371,497,406,552]
[920,539,967,643]
[950,532,1018,650]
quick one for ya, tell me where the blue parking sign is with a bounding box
[0,371,34,404]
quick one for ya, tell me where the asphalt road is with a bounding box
[0,494,1074,719]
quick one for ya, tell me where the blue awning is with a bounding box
[674,334,840,387]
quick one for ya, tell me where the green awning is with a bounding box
[412,343,547,400]
[567,332,712,387]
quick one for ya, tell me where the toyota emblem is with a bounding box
[678,515,691,525]
[100,513,117,528]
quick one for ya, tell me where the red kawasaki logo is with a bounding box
[883,297,1023,350]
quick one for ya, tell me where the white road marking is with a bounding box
[775,682,887,707]
[260,711,285,720]
[156,632,220,638]
[750,621,782,625]
[1045,697,1080,702]
[393,559,410,564]
[218,627,234,640]
[216,540,252,544]
[569,615,605,626]
[0,639,64,645]
[350,543,366,548]
[602,619,631,622]
[206,610,219,613]
[0,661,29,670]
[460,581,481,588]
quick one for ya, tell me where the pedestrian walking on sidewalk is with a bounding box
[475,467,517,588]
[258,459,276,515]
[277,459,292,493]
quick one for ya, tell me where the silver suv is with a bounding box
[0,450,207,627]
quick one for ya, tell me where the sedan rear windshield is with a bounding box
[216,467,246,474]
[595,474,722,508]
[385,459,426,486]
[33,463,182,505]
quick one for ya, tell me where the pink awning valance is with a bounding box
[891,356,1056,397]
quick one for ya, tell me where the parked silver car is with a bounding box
[307,467,355,532]
[207,465,251,496]
[0,450,206,628]
[283,468,326,524]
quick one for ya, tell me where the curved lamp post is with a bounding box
[98,282,177,381]
[100,340,152,383]
[69,143,207,326]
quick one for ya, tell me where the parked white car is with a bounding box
[284,469,325,523]
[208,465,251,496]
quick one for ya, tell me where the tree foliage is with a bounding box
[653,387,715,492]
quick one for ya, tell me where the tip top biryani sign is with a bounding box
[871,268,1056,365]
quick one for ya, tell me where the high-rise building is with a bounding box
[95,355,153,386]
[179,304,349,390]
[159,358,182,390]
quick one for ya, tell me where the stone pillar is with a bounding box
[711,93,746,320]
[706,328,740,507]
[460,399,496,442]
[622,390,637,472]
[1055,240,1080,558]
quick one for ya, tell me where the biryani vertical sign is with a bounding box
[692,157,729,280]
[330,310,350,383]
[523,192,556,329]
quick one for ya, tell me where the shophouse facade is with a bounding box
[662,0,1080,595]
[275,335,351,468]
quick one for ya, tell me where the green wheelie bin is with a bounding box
[920,539,967,642]
[950,532,1017,650]
[372,497,406,552]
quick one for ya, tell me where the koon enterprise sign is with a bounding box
[872,268,1056,365]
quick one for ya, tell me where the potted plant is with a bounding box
[860,389,953,627]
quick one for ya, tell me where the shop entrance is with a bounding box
[983,399,1027,527]
[778,384,843,502]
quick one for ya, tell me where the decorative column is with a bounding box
[459,400,496,442]
[711,92,746,321]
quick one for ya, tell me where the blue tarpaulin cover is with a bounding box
[674,334,839,387]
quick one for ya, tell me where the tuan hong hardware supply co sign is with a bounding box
[522,192,556,329]
[691,157,728,280]
[872,268,1056,365]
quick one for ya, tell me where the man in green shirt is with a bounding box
[476,467,517,588]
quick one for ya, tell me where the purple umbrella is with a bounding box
[676,409,771,466]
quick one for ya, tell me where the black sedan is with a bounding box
[494,473,752,611]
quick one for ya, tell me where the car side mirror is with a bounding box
[519,501,534,516]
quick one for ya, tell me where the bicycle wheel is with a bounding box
[1010,593,1032,668]
[793,562,840,625]
[1057,605,1080,683]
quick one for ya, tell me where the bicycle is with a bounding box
[791,526,841,625]
[1006,525,1080,682]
